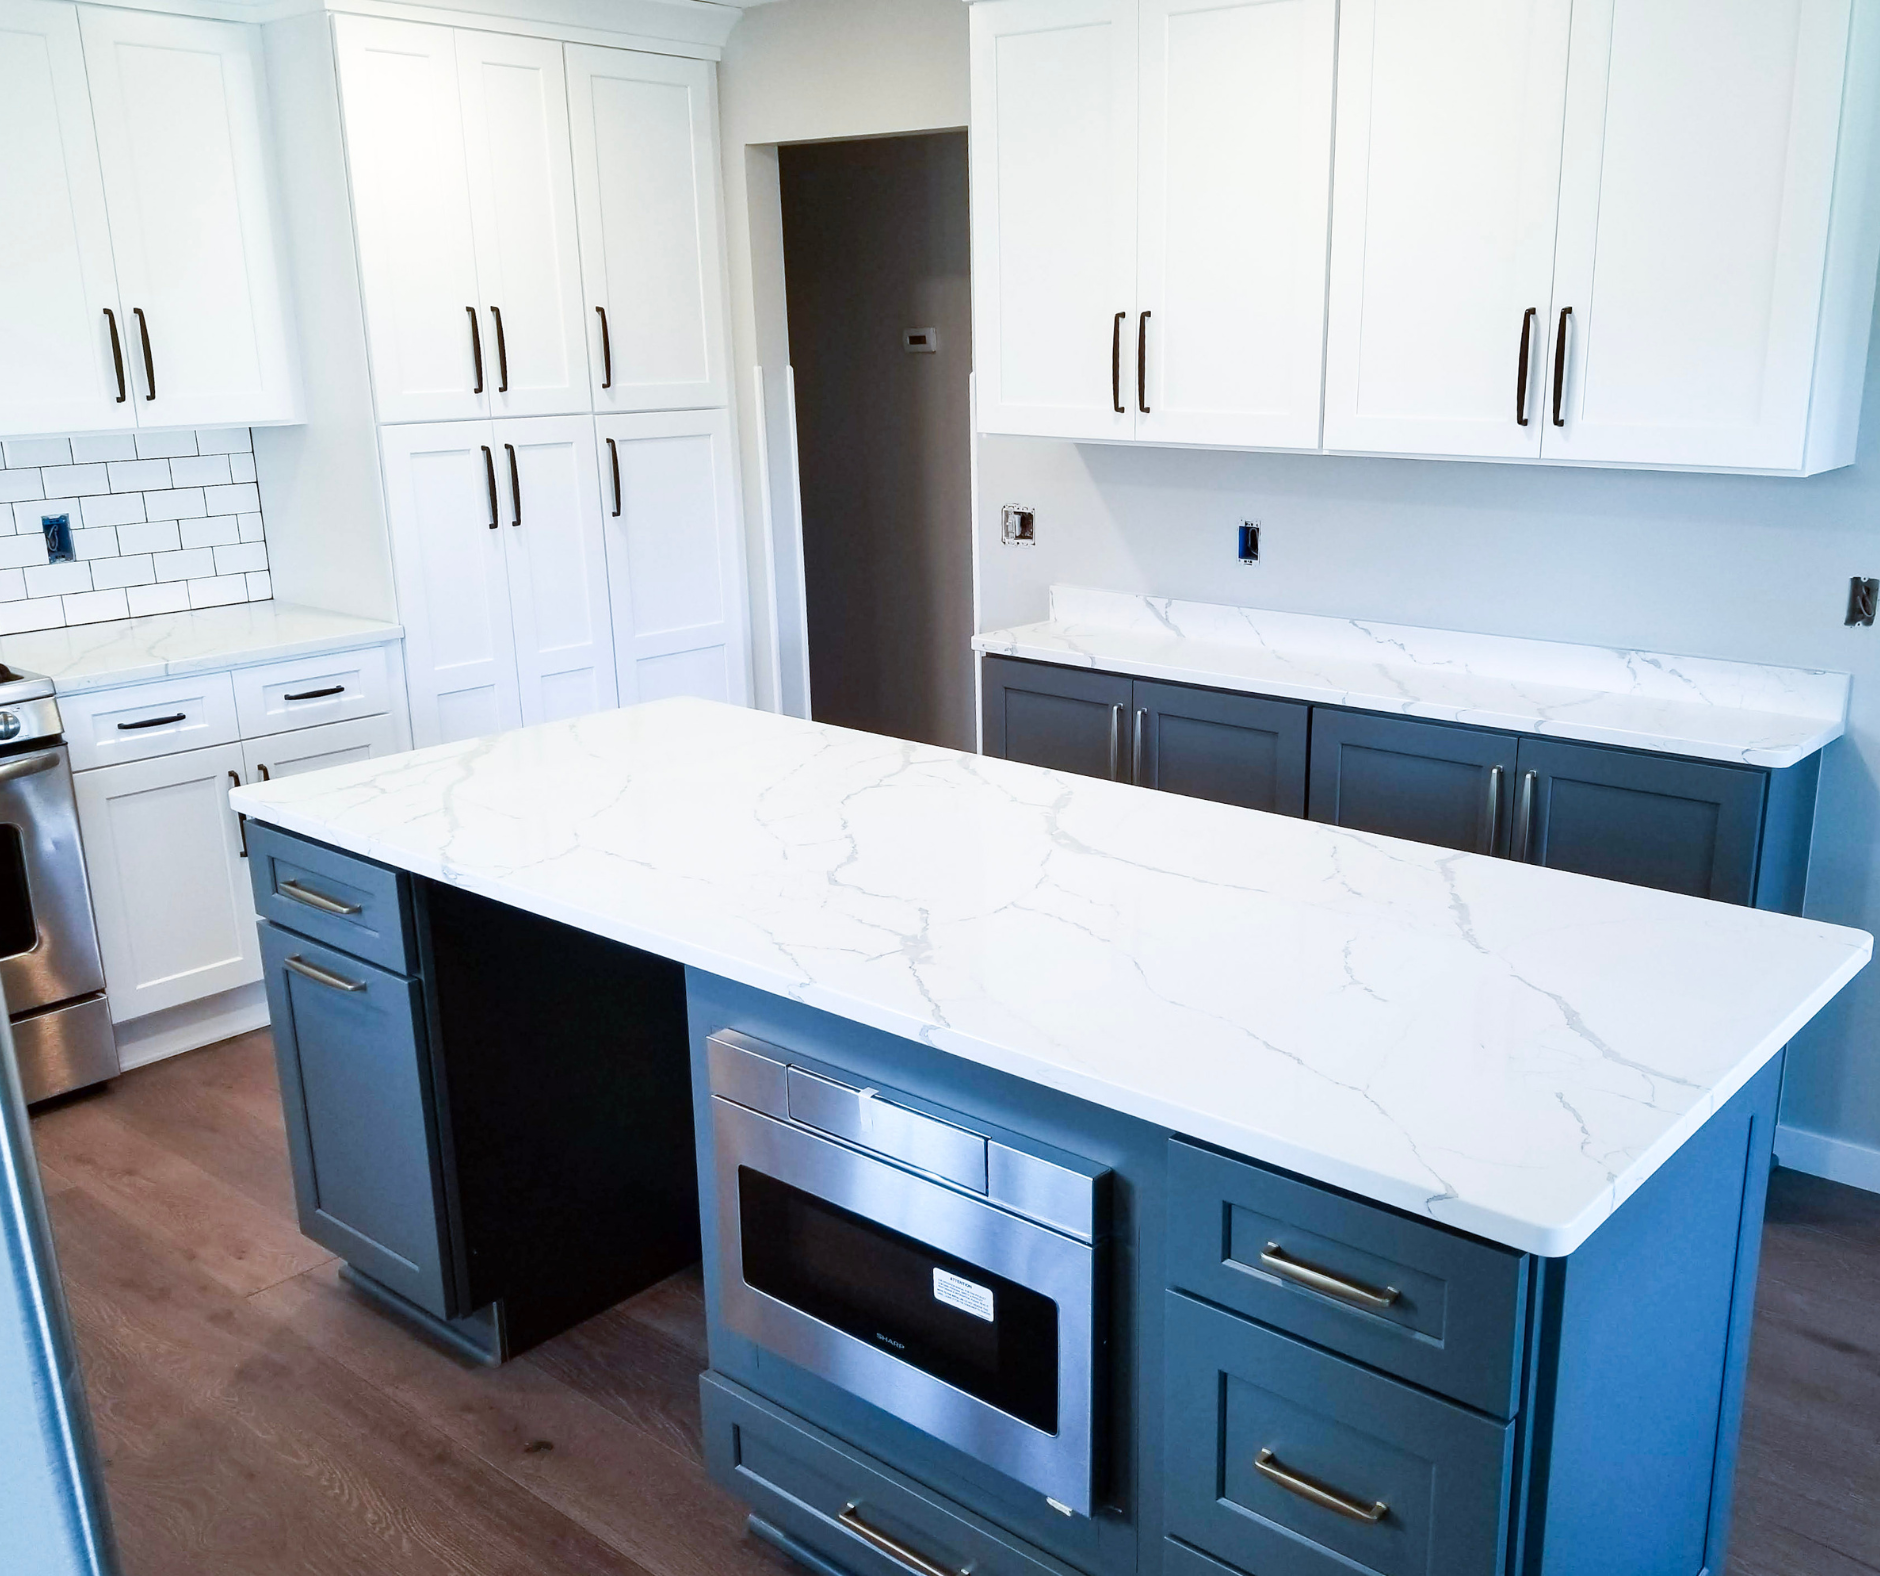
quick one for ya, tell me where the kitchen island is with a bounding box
[230,698,1869,1576]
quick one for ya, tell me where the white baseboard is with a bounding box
[1774,1122,1880,1195]
[114,982,271,1072]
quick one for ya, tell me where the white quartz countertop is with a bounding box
[0,602,403,693]
[974,587,1849,769]
[230,698,1869,1257]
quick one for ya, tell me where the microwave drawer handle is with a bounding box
[279,879,363,917]
[283,684,345,702]
[837,1504,966,1576]
[0,751,61,787]
[117,713,185,731]
[284,954,366,993]
[1260,1242,1399,1310]
[1254,1449,1388,1524]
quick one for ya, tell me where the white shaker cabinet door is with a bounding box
[970,0,1139,441]
[597,409,750,707]
[494,415,618,724]
[1543,0,1851,470]
[334,15,487,425]
[567,46,728,413]
[75,742,260,1023]
[1136,0,1335,449]
[380,421,524,746]
[0,0,131,436]
[457,30,589,418]
[1322,0,1572,459]
[242,715,399,782]
[78,7,299,428]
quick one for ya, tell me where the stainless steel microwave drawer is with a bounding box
[700,1373,1081,1576]
[1167,1139,1528,1418]
[247,823,415,976]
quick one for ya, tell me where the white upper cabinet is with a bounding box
[1136,0,1335,449]
[566,46,729,413]
[1323,0,1572,459]
[1544,0,1862,471]
[78,7,299,429]
[971,0,1138,442]
[0,0,128,436]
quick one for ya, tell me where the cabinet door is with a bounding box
[78,8,298,427]
[597,408,749,706]
[333,15,486,425]
[970,0,1138,441]
[1136,0,1335,450]
[1543,0,1850,469]
[1322,0,1572,459]
[259,922,453,1318]
[982,655,1133,781]
[456,30,589,418]
[1134,681,1307,813]
[1511,736,1766,903]
[73,741,260,1022]
[242,714,399,782]
[496,415,617,723]
[1308,710,1515,855]
[380,421,523,746]
[566,46,728,413]
[0,0,130,437]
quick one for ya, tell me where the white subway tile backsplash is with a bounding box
[0,428,268,629]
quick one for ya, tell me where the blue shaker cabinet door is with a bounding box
[982,655,1133,781]
[259,920,453,1319]
[1135,681,1308,814]
[1511,737,1765,904]
[1308,710,1515,855]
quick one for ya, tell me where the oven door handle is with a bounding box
[0,751,63,789]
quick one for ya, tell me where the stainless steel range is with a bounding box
[0,665,117,1103]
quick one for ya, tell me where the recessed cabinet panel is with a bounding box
[242,715,398,784]
[1308,711,1514,855]
[981,655,1133,780]
[0,0,129,436]
[1136,681,1308,813]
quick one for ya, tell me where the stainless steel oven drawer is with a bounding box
[702,1373,1080,1576]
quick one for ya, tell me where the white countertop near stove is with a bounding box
[230,698,1869,1257]
[974,587,1848,769]
[0,602,403,694]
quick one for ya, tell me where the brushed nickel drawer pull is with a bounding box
[284,955,366,993]
[1254,1448,1388,1524]
[279,879,362,917]
[837,1503,965,1576]
[1260,1242,1399,1310]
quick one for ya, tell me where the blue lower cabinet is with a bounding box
[1164,1292,1514,1576]
[701,1372,1078,1576]
[983,655,1134,781]
[1136,681,1308,814]
[258,919,453,1319]
[249,821,416,974]
[1308,710,1513,855]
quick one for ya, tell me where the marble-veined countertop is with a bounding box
[974,587,1848,769]
[230,698,1869,1256]
[0,601,403,694]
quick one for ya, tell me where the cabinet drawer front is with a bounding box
[64,673,239,771]
[701,1374,1075,1576]
[248,823,414,975]
[259,922,451,1319]
[232,645,393,738]
[1165,1293,1513,1576]
[1168,1140,1526,1417]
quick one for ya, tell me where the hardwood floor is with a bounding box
[28,1032,1880,1576]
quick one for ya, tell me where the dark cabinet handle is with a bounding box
[607,436,621,517]
[117,712,185,730]
[228,770,247,858]
[596,305,613,389]
[468,306,484,394]
[1515,307,1536,426]
[505,443,520,526]
[1551,306,1572,427]
[482,444,498,528]
[133,307,155,400]
[256,764,271,781]
[1111,312,1125,414]
[490,305,508,393]
[1137,310,1151,414]
[283,685,344,702]
[103,309,126,403]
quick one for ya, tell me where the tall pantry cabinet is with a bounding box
[332,15,748,745]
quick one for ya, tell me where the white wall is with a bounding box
[717,0,969,712]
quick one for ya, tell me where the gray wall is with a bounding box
[782,133,975,750]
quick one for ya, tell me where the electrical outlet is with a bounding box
[1001,505,1036,546]
[41,515,73,564]
[1238,521,1260,563]
[1849,576,1877,626]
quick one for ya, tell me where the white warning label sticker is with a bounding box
[932,1267,995,1322]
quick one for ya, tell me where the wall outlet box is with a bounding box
[1238,522,1260,563]
[903,327,938,353]
[41,515,73,564]
[1002,505,1036,546]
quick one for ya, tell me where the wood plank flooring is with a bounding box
[28,1032,1880,1576]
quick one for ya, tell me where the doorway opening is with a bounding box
[778,131,974,752]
